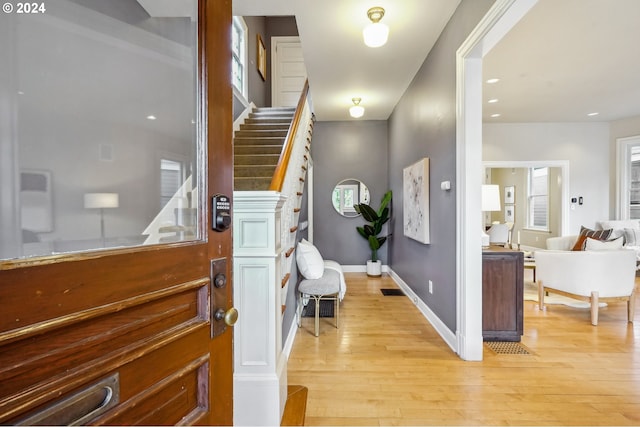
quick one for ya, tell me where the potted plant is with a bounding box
[354,190,392,276]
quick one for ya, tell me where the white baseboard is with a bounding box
[283,312,298,360]
[387,268,458,354]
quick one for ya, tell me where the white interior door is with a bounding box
[271,37,307,107]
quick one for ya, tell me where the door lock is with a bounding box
[210,257,237,337]
[214,273,226,288]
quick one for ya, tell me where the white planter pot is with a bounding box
[366,260,382,277]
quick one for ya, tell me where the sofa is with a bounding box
[547,220,640,260]
[536,232,637,325]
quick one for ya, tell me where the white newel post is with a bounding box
[233,191,288,426]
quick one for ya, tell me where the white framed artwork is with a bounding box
[504,205,515,223]
[504,185,515,204]
[403,158,430,244]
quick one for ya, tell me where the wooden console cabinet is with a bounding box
[482,247,523,341]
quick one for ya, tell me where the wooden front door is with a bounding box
[0,1,234,425]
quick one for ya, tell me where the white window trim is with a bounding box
[232,16,248,101]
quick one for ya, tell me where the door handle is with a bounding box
[214,307,238,326]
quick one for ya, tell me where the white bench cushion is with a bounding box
[299,269,340,296]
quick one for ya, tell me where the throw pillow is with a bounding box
[571,226,613,251]
[296,239,324,279]
[584,236,624,251]
[624,228,640,246]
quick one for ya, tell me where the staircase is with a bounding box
[234,107,296,191]
[232,83,315,425]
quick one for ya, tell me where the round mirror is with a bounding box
[331,179,370,217]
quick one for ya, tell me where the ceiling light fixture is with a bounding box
[490,113,501,118]
[363,7,389,48]
[349,97,365,118]
[486,78,500,84]
[587,112,599,117]
[488,98,499,103]
[146,115,157,120]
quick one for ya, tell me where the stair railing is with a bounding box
[269,80,310,192]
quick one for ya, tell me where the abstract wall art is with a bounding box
[403,157,430,244]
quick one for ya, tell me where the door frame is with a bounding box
[456,0,538,361]
[616,135,640,219]
[483,160,570,236]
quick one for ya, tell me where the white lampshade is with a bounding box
[84,193,119,209]
[349,97,365,118]
[481,185,501,212]
[363,22,389,48]
[349,105,365,118]
[363,6,389,48]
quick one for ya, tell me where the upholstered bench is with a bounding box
[295,239,345,336]
[297,268,340,336]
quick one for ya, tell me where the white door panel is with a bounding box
[272,37,307,107]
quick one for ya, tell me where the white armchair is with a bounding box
[535,249,637,325]
[487,222,511,245]
[546,235,578,250]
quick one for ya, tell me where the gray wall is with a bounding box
[311,120,389,265]
[387,0,495,332]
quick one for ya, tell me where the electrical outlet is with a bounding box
[429,280,433,294]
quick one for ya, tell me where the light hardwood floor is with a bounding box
[287,272,640,426]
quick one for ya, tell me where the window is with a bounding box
[527,167,549,230]
[231,17,248,98]
[161,159,185,208]
[332,185,357,215]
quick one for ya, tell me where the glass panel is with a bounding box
[0,0,200,260]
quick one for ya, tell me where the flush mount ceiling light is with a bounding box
[363,6,389,48]
[349,97,365,118]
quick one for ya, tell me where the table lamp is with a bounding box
[84,192,119,244]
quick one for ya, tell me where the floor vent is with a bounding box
[485,341,531,355]
[380,288,404,296]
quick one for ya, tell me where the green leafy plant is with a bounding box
[354,190,392,262]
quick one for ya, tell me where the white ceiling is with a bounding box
[235,0,461,121]
[483,0,640,123]
[234,0,640,123]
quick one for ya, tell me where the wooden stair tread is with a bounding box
[281,385,308,426]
